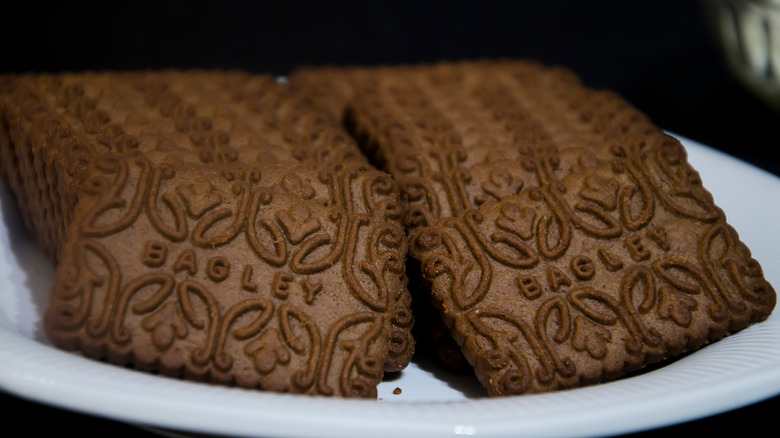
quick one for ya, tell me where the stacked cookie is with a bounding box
[1,61,775,398]
[0,71,413,397]
[289,60,777,395]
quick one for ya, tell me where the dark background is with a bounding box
[3,0,778,176]
[2,1,778,437]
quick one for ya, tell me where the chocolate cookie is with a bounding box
[0,71,414,397]
[292,60,776,395]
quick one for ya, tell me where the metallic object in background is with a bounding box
[704,0,780,110]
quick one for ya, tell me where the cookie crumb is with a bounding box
[393,387,402,395]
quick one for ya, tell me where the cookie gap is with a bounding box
[339,101,474,375]
[341,105,388,173]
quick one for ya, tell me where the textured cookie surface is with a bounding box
[0,71,414,397]
[292,60,777,395]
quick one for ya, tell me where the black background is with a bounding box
[2,1,778,437]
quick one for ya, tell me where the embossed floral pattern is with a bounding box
[292,60,776,396]
[0,71,414,398]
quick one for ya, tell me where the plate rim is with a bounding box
[2,134,780,438]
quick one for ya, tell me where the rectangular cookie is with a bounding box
[0,71,414,397]
[290,60,777,395]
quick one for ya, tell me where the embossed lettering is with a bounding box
[597,248,624,272]
[570,255,595,280]
[301,279,323,305]
[173,249,197,275]
[516,275,542,299]
[625,235,651,261]
[142,240,167,267]
[646,226,670,251]
[547,266,571,292]
[272,271,294,299]
[241,265,257,292]
[207,256,230,282]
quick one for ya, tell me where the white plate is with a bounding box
[1,135,780,438]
